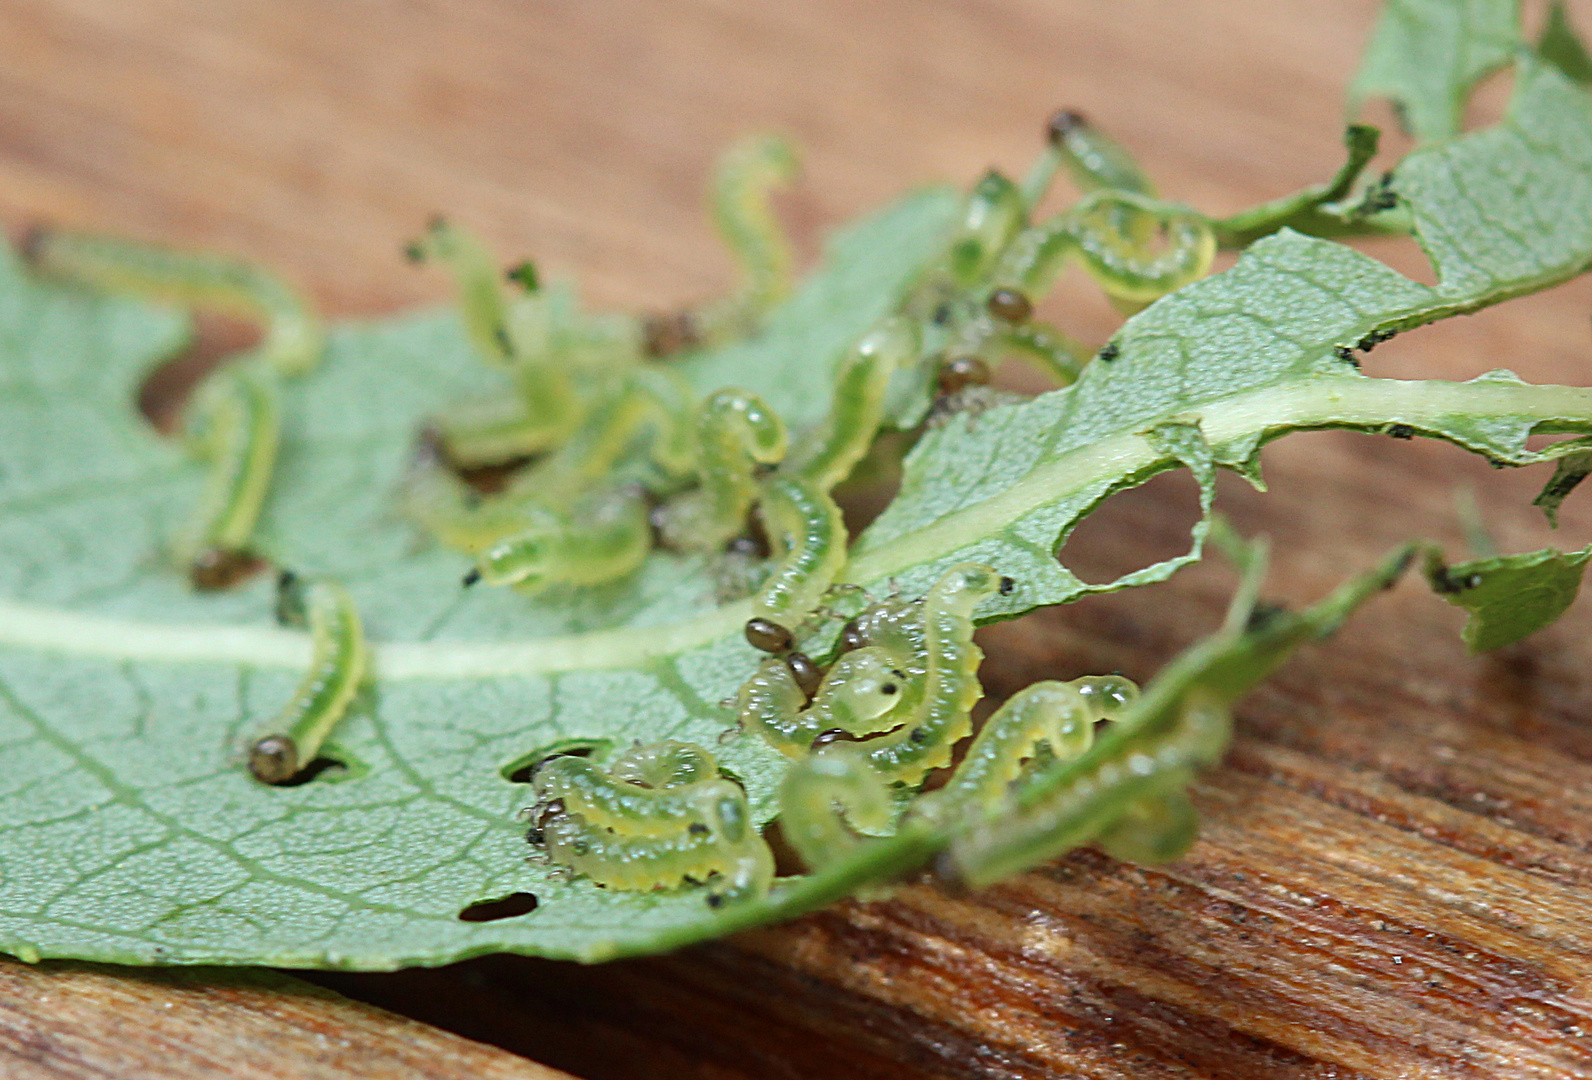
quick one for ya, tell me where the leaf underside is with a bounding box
[0,54,1591,968]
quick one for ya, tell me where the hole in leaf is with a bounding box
[500,739,609,784]
[1056,469,1203,585]
[457,891,539,922]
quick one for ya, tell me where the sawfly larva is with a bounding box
[751,474,848,626]
[465,487,650,591]
[657,388,788,552]
[777,744,893,871]
[249,574,368,785]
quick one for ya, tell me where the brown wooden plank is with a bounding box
[3,0,1592,1078]
[0,959,573,1079]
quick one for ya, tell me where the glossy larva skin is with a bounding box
[248,579,367,784]
[736,646,912,758]
[702,134,799,339]
[778,744,892,871]
[752,475,847,625]
[178,363,281,567]
[658,389,788,552]
[530,741,773,903]
[27,229,324,375]
[471,489,650,591]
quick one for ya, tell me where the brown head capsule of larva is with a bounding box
[249,735,300,785]
[938,356,991,394]
[744,617,794,654]
[985,288,1032,323]
[785,652,824,700]
[1046,109,1089,144]
[839,617,867,653]
[189,548,266,592]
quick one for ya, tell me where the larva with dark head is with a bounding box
[466,487,650,591]
[405,217,515,368]
[783,316,920,492]
[25,227,325,376]
[529,740,773,904]
[751,474,848,626]
[736,646,914,758]
[177,363,282,589]
[249,576,368,785]
[1044,109,1156,198]
[657,388,788,552]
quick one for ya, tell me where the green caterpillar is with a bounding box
[465,487,650,591]
[249,575,368,784]
[699,134,800,340]
[752,474,848,626]
[735,646,913,758]
[656,388,788,552]
[529,741,773,905]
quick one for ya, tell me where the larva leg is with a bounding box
[25,228,325,375]
[703,134,800,336]
[249,576,368,784]
[467,487,649,591]
[777,745,893,871]
[855,563,1001,786]
[405,217,514,367]
[657,389,788,552]
[177,364,282,586]
[784,316,919,491]
[752,475,847,626]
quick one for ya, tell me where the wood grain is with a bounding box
[3,1,1592,1077]
[0,959,572,1079]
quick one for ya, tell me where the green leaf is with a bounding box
[1424,544,1592,651]
[1539,0,1592,85]
[3,39,1592,971]
[1349,0,1520,141]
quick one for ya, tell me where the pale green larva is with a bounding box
[850,563,999,785]
[176,363,282,587]
[704,134,800,336]
[752,474,847,625]
[406,217,515,367]
[1044,110,1156,197]
[942,689,1232,889]
[947,170,1027,286]
[1094,787,1200,865]
[529,740,774,905]
[657,388,788,551]
[466,488,650,591]
[784,316,920,492]
[249,576,368,785]
[736,646,913,759]
[776,744,893,871]
[26,228,325,375]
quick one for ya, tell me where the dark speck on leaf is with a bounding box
[1387,424,1414,439]
[1097,342,1119,364]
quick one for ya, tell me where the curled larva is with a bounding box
[784,316,920,491]
[848,562,996,785]
[657,388,788,551]
[531,740,773,904]
[918,674,1139,821]
[177,363,281,585]
[736,646,913,758]
[942,688,1231,889]
[249,576,367,784]
[777,744,893,871]
[704,134,800,336]
[534,752,750,838]
[467,487,649,591]
[1094,787,1200,865]
[752,474,848,625]
[998,191,1215,306]
[1044,110,1155,197]
[25,228,325,375]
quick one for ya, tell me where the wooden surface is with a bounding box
[0,959,572,1079]
[4,1,1592,1077]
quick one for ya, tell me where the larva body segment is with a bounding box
[1065,192,1216,304]
[658,388,788,551]
[532,740,773,903]
[777,744,893,871]
[533,754,749,838]
[945,690,1232,888]
[785,317,919,492]
[1095,787,1200,865]
[249,578,367,784]
[949,170,1027,286]
[178,363,282,572]
[1046,110,1156,197]
[26,228,325,375]
[706,134,800,335]
[407,218,515,367]
[470,487,649,591]
[854,563,997,784]
[737,647,915,759]
[752,474,847,625]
